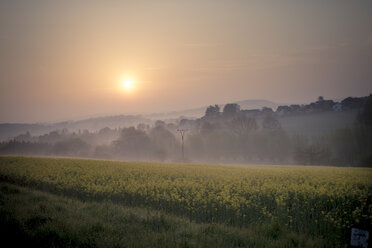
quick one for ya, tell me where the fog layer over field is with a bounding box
[1,95,371,166]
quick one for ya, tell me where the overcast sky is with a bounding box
[0,0,371,123]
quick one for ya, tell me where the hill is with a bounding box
[146,99,280,120]
[0,99,280,141]
[0,115,151,141]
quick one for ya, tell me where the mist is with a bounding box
[1,95,371,166]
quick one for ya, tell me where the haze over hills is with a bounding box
[0,99,281,141]
[146,99,281,120]
[0,115,150,141]
[0,96,364,142]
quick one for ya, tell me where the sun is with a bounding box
[123,80,133,89]
[118,74,137,94]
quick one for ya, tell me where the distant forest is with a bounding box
[1,94,371,166]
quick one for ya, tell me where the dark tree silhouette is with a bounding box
[357,94,372,126]
[205,105,220,118]
[223,103,240,117]
[230,115,257,135]
[113,127,152,159]
[262,114,281,130]
[149,125,178,160]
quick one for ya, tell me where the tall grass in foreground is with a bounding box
[0,156,371,245]
[0,182,333,247]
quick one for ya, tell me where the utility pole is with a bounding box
[177,129,188,161]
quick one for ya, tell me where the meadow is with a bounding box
[0,156,371,247]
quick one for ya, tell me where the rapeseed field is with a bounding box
[0,156,370,246]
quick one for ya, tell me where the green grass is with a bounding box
[0,182,329,248]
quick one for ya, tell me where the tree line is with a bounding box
[0,94,371,166]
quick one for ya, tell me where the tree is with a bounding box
[205,105,220,118]
[341,96,365,110]
[112,127,152,159]
[223,103,240,117]
[149,125,178,160]
[38,131,62,143]
[357,94,372,126]
[137,123,150,131]
[155,120,166,127]
[261,107,274,114]
[185,132,205,160]
[330,128,358,165]
[200,121,217,135]
[293,136,331,165]
[53,138,91,156]
[262,114,281,130]
[14,131,32,142]
[230,115,257,135]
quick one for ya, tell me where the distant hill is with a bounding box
[0,99,280,141]
[235,99,281,111]
[0,115,151,141]
[146,99,281,120]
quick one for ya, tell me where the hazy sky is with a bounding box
[1,0,371,123]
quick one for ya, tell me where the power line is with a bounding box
[177,129,188,161]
